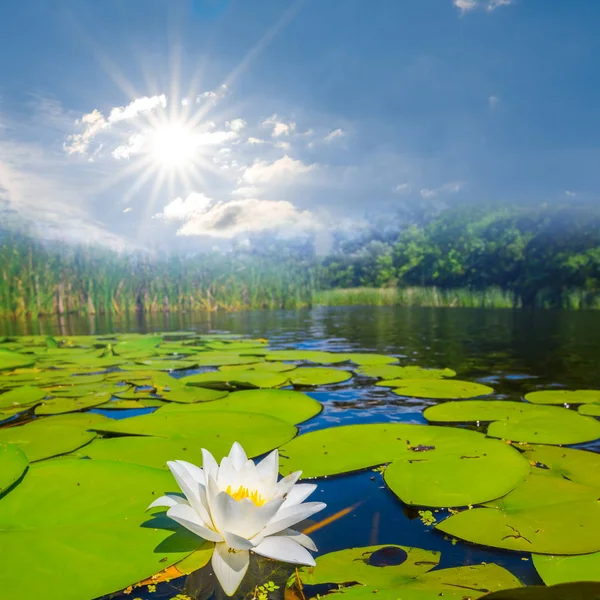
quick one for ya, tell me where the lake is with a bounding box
[1,305,599,599]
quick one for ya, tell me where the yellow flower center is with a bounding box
[225,485,266,506]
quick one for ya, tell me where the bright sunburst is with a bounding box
[150,122,198,170]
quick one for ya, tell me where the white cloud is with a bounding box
[454,0,478,13]
[112,133,145,160]
[171,196,316,238]
[247,137,265,145]
[196,130,238,145]
[324,128,345,142]
[489,95,500,109]
[394,183,411,194]
[108,95,167,124]
[274,141,291,150]
[154,192,213,221]
[454,0,513,13]
[227,118,247,132]
[197,84,229,103]
[420,181,464,198]
[123,207,132,213]
[242,155,315,184]
[565,190,576,197]
[487,0,514,10]
[263,114,296,137]
[232,186,260,198]
[64,109,107,155]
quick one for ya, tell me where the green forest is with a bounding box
[2,202,600,318]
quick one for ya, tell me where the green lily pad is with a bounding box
[158,389,322,425]
[424,400,545,423]
[0,443,28,495]
[378,379,493,399]
[533,552,600,585]
[91,409,297,445]
[105,370,154,383]
[341,353,399,366]
[46,383,125,398]
[0,459,199,600]
[50,374,107,386]
[522,445,600,489]
[193,353,262,367]
[35,393,112,415]
[205,341,268,352]
[0,350,34,371]
[151,373,229,403]
[181,371,289,390]
[127,359,198,371]
[359,366,456,380]
[481,582,600,599]
[525,390,600,405]
[436,472,600,554]
[0,419,96,461]
[580,404,600,417]
[265,350,347,364]
[294,545,521,600]
[288,368,352,386]
[96,398,166,410]
[219,362,297,373]
[0,385,46,409]
[279,424,530,506]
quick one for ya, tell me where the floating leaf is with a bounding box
[219,362,297,373]
[279,423,529,507]
[0,419,96,461]
[294,545,521,600]
[128,359,198,371]
[35,393,112,415]
[340,353,399,366]
[481,581,600,599]
[0,385,46,409]
[436,472,600,554]
[192,352,262,367]
[96,398,166,410]
[525,390,600,405]
[424,400,545,423]
[0,443,28,494]
[359,365,456,380]
[0,459,199,600]
[45,383,125,398]
[288,368,352,387]
[181,371,289,390]
[533,552,600,585]
[0,350,34,371]
[158,389,322,425]
[265,350,347,364]
[579,404,600,417]
[378,379,493,399]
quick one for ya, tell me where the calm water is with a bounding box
[3,306,600,598]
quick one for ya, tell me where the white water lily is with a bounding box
[149,442,326,596]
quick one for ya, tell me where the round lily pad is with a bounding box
[0,419,96,461]
[181,371,289,389]
[0,385,46,409]
[359,365,456,380]
[525,390,600,405]
[279,423,530,506]
[533,552,600,585]
[378,379,493,399]
[436,472,600,554]
[288,368,353,387]
[158,389,322,425]
[0,443,28,495]
[295,545,522,599]
[265,350,347,364]
[0,459,200,600]
[35,393,112,415]
[219,362,297,373]
[96,398,166,410]
[481,582,600,600]
[193,352,262,367]
[424,400,545,423]
[0,350,34,371]
[126,359,198,371]
[579,404,600,417]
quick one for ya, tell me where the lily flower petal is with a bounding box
[147,494,189,510]
[281,483,317,509]
[211,543,250,597]
[276,528,318,552]
[227,496,285,540]
[275,471,302,497]
[223,530,255,551]
[228,442,248,470]
[166,504,223,543]
[261,502,327,537]
[202,448,219,481]
[253,536,316,566]
[256,449,279,484]
[173,459,206,486]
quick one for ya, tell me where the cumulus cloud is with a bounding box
[419,181,464,198]
[453,0,513,13]
[247,137,265,145]
[487,0,514,10]
[324,128,345,142]
[227,118,247,132]
[155,193,317,238]
[108,95,167,124]
[232,186,260,197]
[242,155,315,185]
[453,0,478,13]
[565,190,576,197]
[263,114,296,137]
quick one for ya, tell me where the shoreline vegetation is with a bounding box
[2,203,600,317]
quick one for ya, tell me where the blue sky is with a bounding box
[0,0,598,251]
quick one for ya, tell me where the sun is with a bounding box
[149,122,198,169]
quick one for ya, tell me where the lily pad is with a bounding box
[181,371,289,390]
[0,459,200,600]
[35,393,113,415]
[0,385,46,409]
[46,383,125,398]
[436,472,600,554]
[0,419,96,461]
[359,365,456,380]
[158,389,322,425]
[279,423,530,506]
[378,379,493,399]
[288,368,353,387]
[294,545,521,600]
[91,410,297,447]
[533,552,600,585]
[219,362,297,373]
[193,352,262,367]
[579,404,600,417]
[0,443,28,495]
[265,350,347,364]
[522,445,600,489]
[96,398,166,410]
[481,581,600,599]
[525,389,600,405]
[126,359,198,371]
[341,353,399,366]
[0,350,34,371]
[424,400,545,423]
